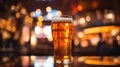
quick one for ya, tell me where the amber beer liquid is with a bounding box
[51,16,73,64]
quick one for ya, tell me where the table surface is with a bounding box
[0,55,120,67]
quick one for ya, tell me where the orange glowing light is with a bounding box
[81,40,88,47]
[77,5,83,11]
[30,12,34,17]
[37,21,42,26]
[83,26,118,34]
[20,8,27,15]
[56,11,62,16]
[92,1,98,8]
[38,16,44,21]
[16,12,20,18]
[11,5,15,11]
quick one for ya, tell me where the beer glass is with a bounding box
[51,15,73,64]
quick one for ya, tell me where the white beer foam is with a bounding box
[52,17,72,22]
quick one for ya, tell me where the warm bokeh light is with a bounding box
[111,28,119,36]
[92,1,98,8]
[2,57,10,63]
[11,26,16,32]
[20,26,30,45]
[85,58,118,65]
[46,6,52,12]
[30,31,37,48]
[0,19,6,29]
[117,35,120,41]
[77,5,83,11]
[6,25,11,31]
[74,38,79,46]
[86,16,91,22]
[37,21,42,26]
[77,32,84,38]
[90,37,99,46]
[20,8,27,15]
[30,12,34,17]
[80,40,88,47]
[106,13,114,19]
[83,26,117,34]
[64,64,70,67]
[0,18,16,33]
[47,36,53,41]
[104,10,115,22]
[15,12,21,18]
[78,17,86,24]
[36,8,41,14]
[117,35,120,45]
[31,56,36,64]
[78,57,84,62]
[38,16,44,21]
[56,10,62,16]
[21,56,30,67]
[24,16,33,26]
[10,5,15,11]
[2,31,11,40]
[63,58,70,64]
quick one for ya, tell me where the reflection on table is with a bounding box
[0,55,120,67]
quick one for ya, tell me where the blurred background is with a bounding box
[0,0,120,56]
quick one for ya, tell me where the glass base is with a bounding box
[54,58,72,64]
[54,60,72,67]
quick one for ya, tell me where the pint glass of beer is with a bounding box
[51,15,73,64]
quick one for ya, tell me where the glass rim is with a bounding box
[52,15,72,18]
[52,15,73,22]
